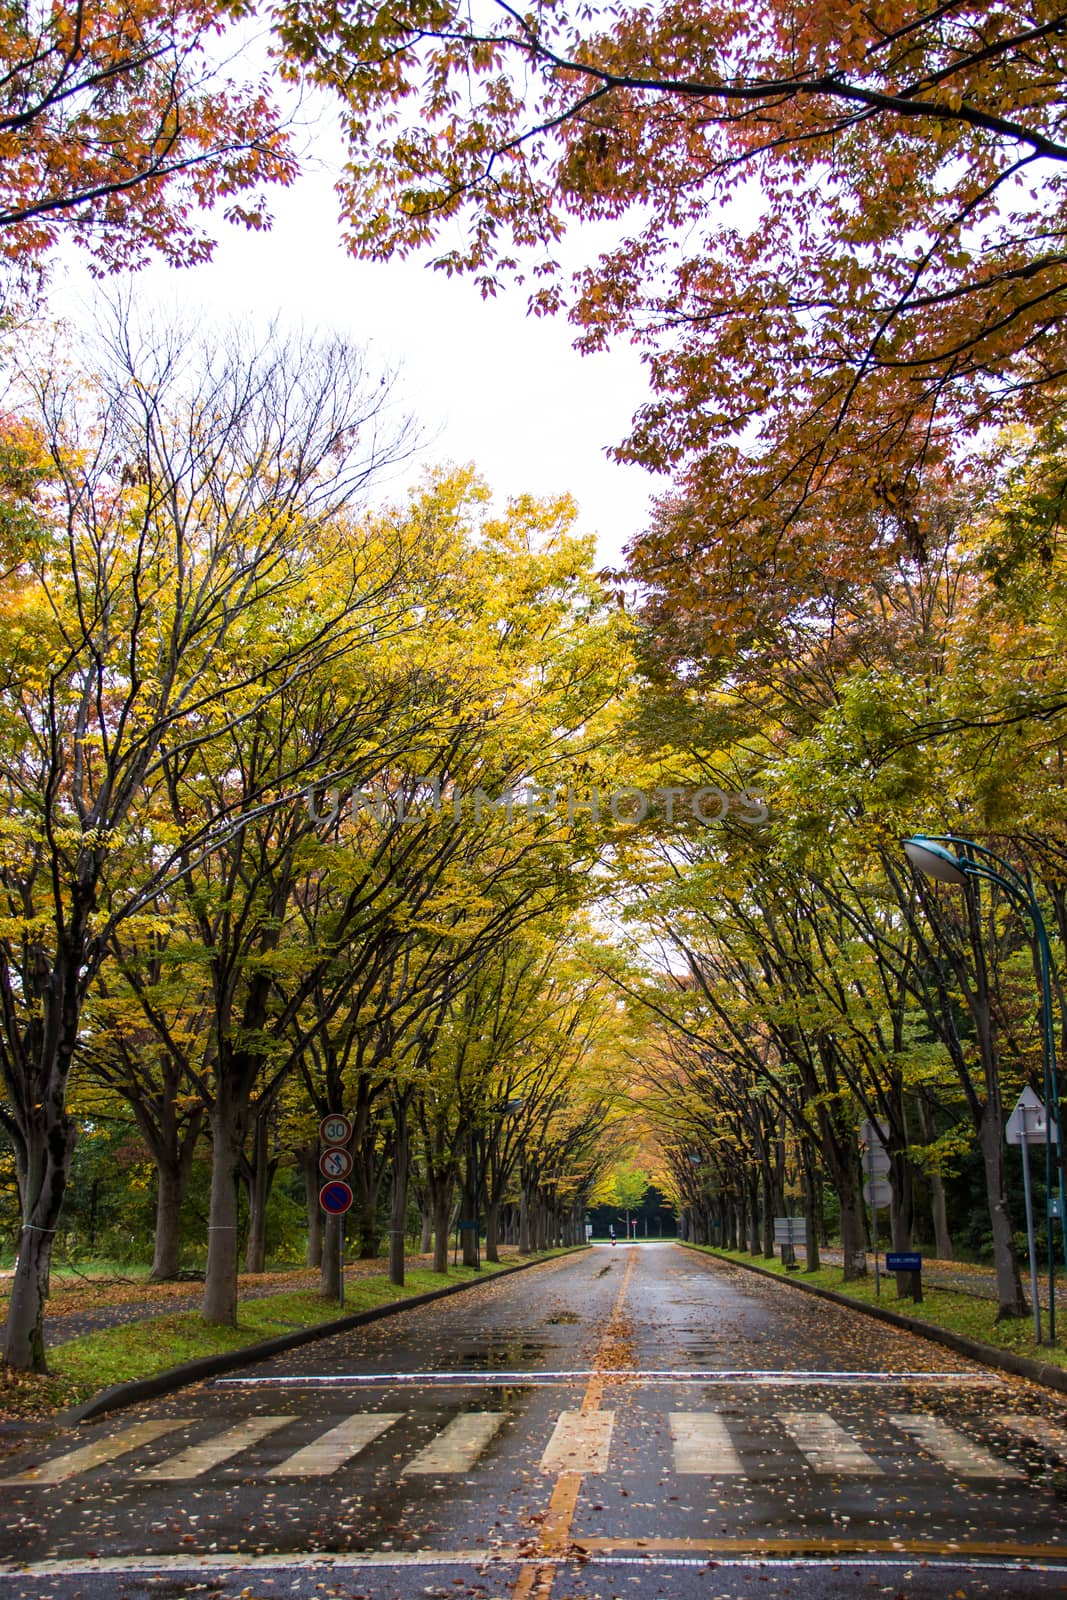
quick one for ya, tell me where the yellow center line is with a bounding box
[577,1536,1067,1560]
[511,1251,636,1600]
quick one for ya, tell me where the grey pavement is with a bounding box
[1,1243,1066,1598]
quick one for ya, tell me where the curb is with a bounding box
[677,1242,1067,1397]
[66,1248,587,1424]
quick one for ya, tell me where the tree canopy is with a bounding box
[275,0,1067,640]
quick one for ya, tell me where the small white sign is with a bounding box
[859,1119,891,1176]
[1006,1087,1059,1147]
[863,1177,893,1207]
[773,1216,804,1245]
[319,1113,353,1146]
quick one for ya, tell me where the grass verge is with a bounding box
[0,1251,573,1423]
[693,1245,1067,1370]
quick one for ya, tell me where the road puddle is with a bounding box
[453,1332,556,1368]
[457,1384,533,1413]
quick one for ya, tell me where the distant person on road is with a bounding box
[609,1224,616,1245]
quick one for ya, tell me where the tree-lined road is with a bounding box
[2,1245,1066,1598]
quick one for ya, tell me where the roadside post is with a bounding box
[885,1251,923,1303]
[1006,1088,1058,1345]
[773,1215,803,1269]
[859,1119,891,1298]
[319,1113,354,1309]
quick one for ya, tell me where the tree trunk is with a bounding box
[802,1158,821,1273]
[352,1137,385,1260]
[485,1199,501,1263]
[202,1080,250,1326]
[839,1183,868,1281]
[151,1158,185,1282]
[519,1183,532,1253]
[979,1101,1028,1318]
[918,1096,954,1260]
[761,1169,774,1257]
[890,1151,915,1298]
[420,1203,433,1254]
[2,1082,78,1369]
[389,1096,409,1287]
[299,1145,323,1268]
[432,1181,451,1274]
[242,1110,278,1275]
[131,1084,205,1284]
[532,1194,545,1251]
[320,1211,343,1300]
[930,1170,953,1261]
[461,1152,478,1267]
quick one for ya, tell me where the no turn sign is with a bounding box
[319,1146,354,1179]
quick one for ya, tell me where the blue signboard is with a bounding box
[886,1252,922,1273]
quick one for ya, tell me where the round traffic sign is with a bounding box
[319,1180,354,1215]
[319,1146,353,1179]
[319,1113,352,1146]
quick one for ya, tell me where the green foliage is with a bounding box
[610,1162,651,1213]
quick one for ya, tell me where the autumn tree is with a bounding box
[81,949,210,1280]
[0,314,412,1369]
[611,452,1067,1312]
[0,0,296,277]
[277,0,1067,637]
[281,476,630,1284]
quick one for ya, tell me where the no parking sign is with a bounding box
[319,1180,354,1215]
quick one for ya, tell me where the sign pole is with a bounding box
[318,1114,355,1313]
[1007,1088,1056,1344]
[1020,1105,1042,1344]
[867,1139,880,1299]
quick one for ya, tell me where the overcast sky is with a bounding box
[51,135,661,569]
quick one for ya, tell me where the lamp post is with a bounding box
[903,833,1066,1342]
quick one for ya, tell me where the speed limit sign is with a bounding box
[319,1113,352,1146]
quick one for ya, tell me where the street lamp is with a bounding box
[903,833,1066,1340]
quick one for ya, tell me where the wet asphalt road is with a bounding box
[2,1243,1067,1598]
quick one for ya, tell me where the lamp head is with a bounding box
[902,836,968,887]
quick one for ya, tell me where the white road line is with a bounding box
[401,1412,504,1475]
[144,1416,292,1481]
[2,1553,1066,1579]
[266,1412,404,1477]
[669,1412,744,1475]
[777,1411,883,1476]
[998,1414,1067,1458]
[540,1410,615,1474]
[890,1414,1024,1478]
[0,1420,189,1486]
[215,1369,994,1388]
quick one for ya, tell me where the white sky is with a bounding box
[50,141,661,569]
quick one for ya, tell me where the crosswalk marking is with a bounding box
[0,1420,188,1486]
[890,1414,1024,1479]
[400,1412,504,1476]
[144,1416,292,1481]
[777,1411,883,1475]
[267,1412,403,1477]
[669,1412,743,1475]
[0,1406,1035,1490]
[998,1414,1067,1459]
[540,1411,615,1474]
